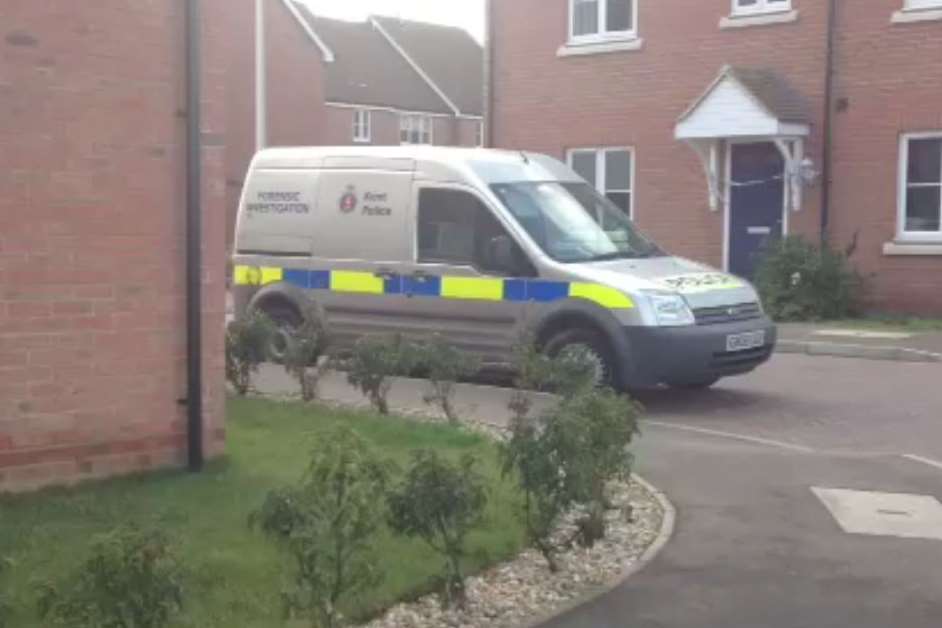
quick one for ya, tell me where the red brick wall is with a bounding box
[0,0,228,492]
[829,3,942,314]
[492,0,942,314]
[491,0,829,272]
[224,0,327,252]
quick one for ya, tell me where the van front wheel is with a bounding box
[543,328,617,390]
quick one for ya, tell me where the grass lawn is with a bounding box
[0,397,525,627]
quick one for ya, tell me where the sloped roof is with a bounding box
[680,65,809,124]
[293,5,452,114]
[372,16,484,116]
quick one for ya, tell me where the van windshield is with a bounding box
[491,181,664,263]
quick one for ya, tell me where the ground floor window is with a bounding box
[352,109,371,143]
[401,114,433,145]
[567,147,634,217]
[900,133,942,238]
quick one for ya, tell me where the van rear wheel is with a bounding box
[260,303,301,364]
[543,328,617,390]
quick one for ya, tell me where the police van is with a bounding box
[233,146,776,391]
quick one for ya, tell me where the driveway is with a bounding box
[546,354,942,628]
[255,353,942,627]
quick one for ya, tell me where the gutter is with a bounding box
[820,0,838,242]
[185,0,204,472]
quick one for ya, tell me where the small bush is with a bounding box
[250,427,392,628]
[225,309,276,395]
[345,335,418,415]
[502,387,640,569]
[507,336,596,423]
[754,236,862,322]
[387,451,487,608]
[416,335,481,424]
[36,526,184,628]
[283,304,331,402]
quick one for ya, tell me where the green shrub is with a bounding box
[283,304,331,402]
[503,387,641,568]
[36,526,184,628]
[754,236,862,322]
[250,427,392,628]
[225,309,276,395]
[506,336,596,423]
[345,335,418,415]
[387,451,487,608]
[416,335,481,424]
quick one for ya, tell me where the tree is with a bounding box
[345,335,417,415]
[225,309,275,396]
[283,304,331,402]
[36,527,184,628]
[251,427,392,628]
[417,335,480,424]
[386,451,487,608]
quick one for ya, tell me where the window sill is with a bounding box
[883,241,942,256]
[719,10,799,29]
[557,38,644,58]
[891,8,942,24]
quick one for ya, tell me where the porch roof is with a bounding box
[675,66,811,140]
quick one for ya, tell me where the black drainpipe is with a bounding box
[185,0,204,472]
[820,0,838,242]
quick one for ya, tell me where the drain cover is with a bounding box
[812,488,942,540]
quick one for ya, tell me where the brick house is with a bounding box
[1,1,229,492]
[225,1,485,249]
[487,0,942,314]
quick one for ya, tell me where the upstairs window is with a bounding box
[900,133,942,238]
[905,0,942,8]
[568,148,635,218]
[401,114,432,145]
[352,109,371,143]
[732,0,791,15]
[569,0,637,42]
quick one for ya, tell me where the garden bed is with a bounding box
[0,398,527,627]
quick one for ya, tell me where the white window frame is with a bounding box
[568,0,638,44]
[475,122,484,147]
[905,0,942,9]
[400,114,433,145]
[897,131,942,242]
[567,147,636,219]
[732,0,792,16]
[352,109,371,143]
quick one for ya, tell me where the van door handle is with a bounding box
[374,268,396,281]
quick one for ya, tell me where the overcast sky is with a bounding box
[298,0,486,42]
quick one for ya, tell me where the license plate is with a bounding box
[726,330,766,353]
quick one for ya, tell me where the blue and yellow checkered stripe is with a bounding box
[233,266,634,309]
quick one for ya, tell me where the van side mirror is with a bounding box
[484,235,522,276]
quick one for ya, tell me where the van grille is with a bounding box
[693,302,763,326]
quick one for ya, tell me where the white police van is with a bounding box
[233,146,775,390]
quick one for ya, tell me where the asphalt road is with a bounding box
[545,354,942,628]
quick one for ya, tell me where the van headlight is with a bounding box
[645,291,695,327]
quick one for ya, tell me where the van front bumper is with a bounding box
[619,318,777,389]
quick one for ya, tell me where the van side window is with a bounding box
[417,188,515,273]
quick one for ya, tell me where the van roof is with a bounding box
[250,146,583,186]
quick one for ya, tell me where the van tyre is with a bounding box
[261,304,301,364]
[544,328,617,390]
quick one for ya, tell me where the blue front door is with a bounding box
[729,142,785,278]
